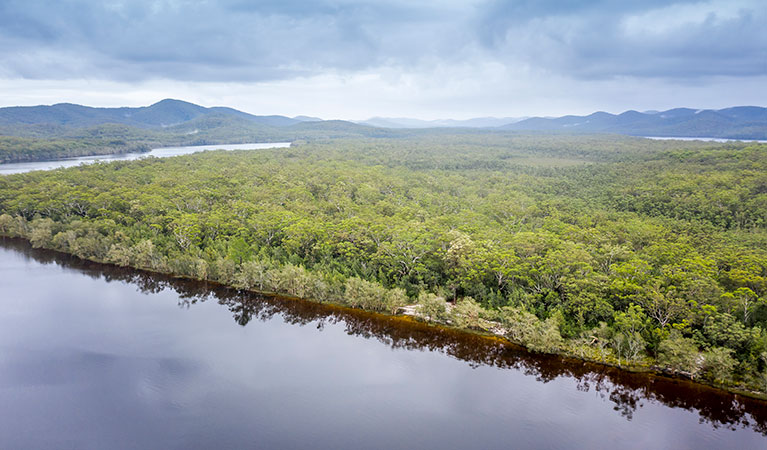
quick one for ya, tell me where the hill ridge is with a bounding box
[0,99,302,129]
[502,106,767,139]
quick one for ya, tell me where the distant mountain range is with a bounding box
[357,117,527,129]
[0,99,397,146]
[361,107,767,139]
[0,98,320,129]
[0,100,765,140]
[500,107,767,140]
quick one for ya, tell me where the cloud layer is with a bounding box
[0,0,765,117]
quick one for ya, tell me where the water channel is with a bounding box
[0,142,292,175]
[1,238,765,449]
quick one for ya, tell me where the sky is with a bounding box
[0,0,765,119]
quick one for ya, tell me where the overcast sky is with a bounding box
[0,0,765,119]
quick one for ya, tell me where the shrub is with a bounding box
[344,277,387,311]
[418,292,448,323]
[451,297,484,330]
[658,332,702,377]
[702,347,736,382]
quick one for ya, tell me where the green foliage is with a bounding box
[499,306,564,353]
[235,260,271,291]
[702,347,736,382]
[611,304,649,362]
[1,134,766,391]
[383,287,409,315]
[658,332,702,377]
[344,277,388,311]
[0,135,150,163]
[28,218,53,248]
[451,297,484,330]
[418,292,448,323]
[269,264,325,299]
[0,213,17,236]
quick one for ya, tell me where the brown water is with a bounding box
[0,237,765,449]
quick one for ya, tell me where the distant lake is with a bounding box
[0,142,292,175]
[643,136,767,143]
[1,238,766,449]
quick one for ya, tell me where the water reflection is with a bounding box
[4,237,766,436]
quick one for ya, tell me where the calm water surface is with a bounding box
[642,136,767,143]
[0,238,765,449]
[0,142,291,175]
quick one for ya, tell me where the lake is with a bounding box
[0,238,765,449]
[0,142,292,175]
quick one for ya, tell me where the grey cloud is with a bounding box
[480,1,767,79]
[0,0,764,83]
[476,0,698,47]
[0,0,472,81]
[480,0,698,23]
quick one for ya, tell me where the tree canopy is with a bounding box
[1,133,765,394]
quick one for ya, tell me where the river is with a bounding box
[0,238,765,449]
[642,136,767,143]
[0,142,292,175]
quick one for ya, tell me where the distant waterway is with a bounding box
[0,237,765,449]
[643,136,767,143]
[0,142,291,175]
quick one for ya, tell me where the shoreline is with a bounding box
[0,141,292,174]
[3,235,765,402]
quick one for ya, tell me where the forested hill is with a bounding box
[0,100,398,163]
[502,107,767,140]
[0,118,406,164]
[4,100,765,140]
[1,134,766,395]
[0,98,312,129]
[1,99,765,164]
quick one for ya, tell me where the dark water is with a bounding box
[1,238,765,449]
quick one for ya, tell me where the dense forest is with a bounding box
[0,100,408,163]
[0,133,765,395]
[0,116,400,163]
[0,135,151,163]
